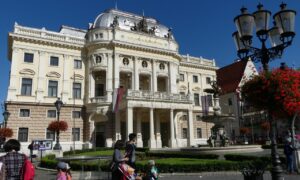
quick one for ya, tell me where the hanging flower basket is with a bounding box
[0,128,13,138]
[48,121,68,132]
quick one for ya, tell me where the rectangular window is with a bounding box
[228,98,233,106]
[207,95,213,107]
[180,92,185,95]
[74,59,82,69]
[20,109,30,117]
[196,115,201,121]
[193,75,198,83]
[48,80,58,97]
[21,78,32,96]
[47,110,56,118]
[24,53,34,63]
[179,74,184,81]
[46,129,55,141]
[18,128,28,142]
[182,128,187,139]
[206,77,211,84]
[72,128,80,141]
[72,111,81,118]
[194,93,200,106]
[73,83,81,99]
[182,115,187,121]
[50,56,59,66]
[197,128,202,138]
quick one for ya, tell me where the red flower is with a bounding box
[48,121,68,131]
[0,128,13,138]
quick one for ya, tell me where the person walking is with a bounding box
[125,133,137,170]
[1,139,26,180]
[112,140,128,180]
[28,141,34,163]
[284,138,296,174]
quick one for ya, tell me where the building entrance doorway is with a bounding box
[142,122,150,147]
[161,122,170,147]
[95,122,105,147]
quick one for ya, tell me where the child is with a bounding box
[145,160,158,180]
[56,162,67,180]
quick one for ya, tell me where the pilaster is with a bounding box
[152,60,157,92]
[36,51,46,102]
[113,53,120,89]
[134,57,139,90]
[115,112,121,141]
[106,53,113,102]
[61,54,70,102]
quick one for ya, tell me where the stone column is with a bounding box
[136,110,143,147]
[36,51,46,102]
[148,108,157,148]
[106,53,113,102]
[115,112,121,141]
[188,110,195,147]
[134,57,139,91]
[169,109,177,147]
[89,73,95,99]
[113,53,120,89]
[126,107,133,140]
[152,60,157,92]
[155,112,162,148]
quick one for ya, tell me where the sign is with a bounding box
[32,140,53,151]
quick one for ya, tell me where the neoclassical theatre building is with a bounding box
[5,9,217,151]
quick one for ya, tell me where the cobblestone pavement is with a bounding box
[35,169,300,180]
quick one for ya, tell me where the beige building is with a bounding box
[5,9,217,150]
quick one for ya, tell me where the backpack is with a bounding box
[21,156,35,180]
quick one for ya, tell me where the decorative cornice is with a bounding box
[46,71,61,78]
[180,61,218,71]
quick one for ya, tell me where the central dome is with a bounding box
[93,9,174,39]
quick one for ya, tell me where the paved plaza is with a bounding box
[35,169,299,180]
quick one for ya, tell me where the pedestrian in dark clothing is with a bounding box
[112,140,128,180]
[284,138,295,174]
[28,141,34,162]
[125,133,137,171]
[1,139,26,180]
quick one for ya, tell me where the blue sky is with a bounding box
[0,0,299,112]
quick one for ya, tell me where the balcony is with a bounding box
[89,96,108,104]
[125,90,193,103]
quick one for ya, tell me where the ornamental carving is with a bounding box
[19,69,35,76]
[46,71,61,78]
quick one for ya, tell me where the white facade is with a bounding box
[6,9,217,150]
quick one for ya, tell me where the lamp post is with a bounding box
[2,109,10,128]
[233,3,296,180]
[53,98,63,150]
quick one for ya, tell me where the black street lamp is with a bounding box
[2,109,10,128]
[53,98,63,150]
[233,3,296,180]
[233,3,296,71]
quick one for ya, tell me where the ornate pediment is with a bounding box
[71,74,84,80]
[19,69,35,76]
[46,71,61,78]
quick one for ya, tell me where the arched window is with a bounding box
[95,55,102,64]
[142,61,148,68]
